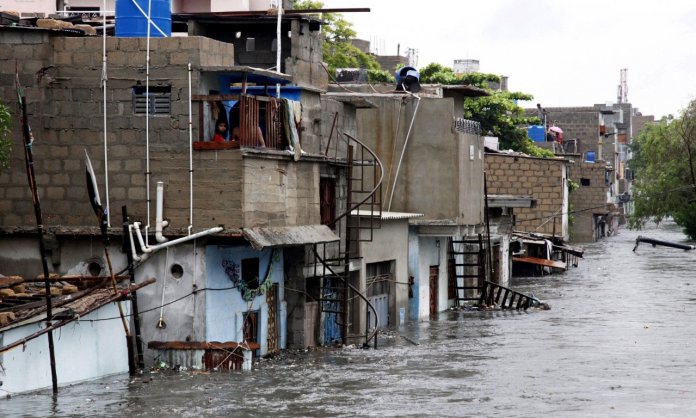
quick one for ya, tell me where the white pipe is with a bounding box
[128,224,147,262]
[144,0,152,247]
[188,63,193,236]
[275,1,282,98]
[132,222,223,254]
[155,181,168,243]
[387,94,421,211]
[102,0,110,227]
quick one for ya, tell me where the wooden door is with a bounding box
[429,266,439,317]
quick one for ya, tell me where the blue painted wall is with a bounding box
[205,245,284,355]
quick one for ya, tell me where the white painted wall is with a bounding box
[0,0,55,14]
[359,219,410,328]
[0,303,131,395]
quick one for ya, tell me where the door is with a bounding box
[429,266,439,317]
[304,302,318,347]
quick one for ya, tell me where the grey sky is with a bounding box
[321,0,696,118]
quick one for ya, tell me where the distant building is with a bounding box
[453,59,479,74]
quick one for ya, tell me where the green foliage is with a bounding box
[462,91,549,155]
[419,63,500,88]
[367,69,394,83]
[417,62,549,156]
[629,100,696,239]
[292,0,381,74]
[0,102,11,170]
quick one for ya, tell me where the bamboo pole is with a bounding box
[17,71,58,394]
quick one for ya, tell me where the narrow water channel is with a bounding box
[4,221,696,417]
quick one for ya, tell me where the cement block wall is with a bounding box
[568,161,609,242]
[357,96,484,226]
[0,32,320,231]
[485,153,568,238]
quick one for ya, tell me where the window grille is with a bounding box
[133,85,171,115]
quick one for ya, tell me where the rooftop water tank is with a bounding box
[528,125,545,142]
[116,0,171,38]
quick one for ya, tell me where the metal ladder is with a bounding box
[450,234,487,306]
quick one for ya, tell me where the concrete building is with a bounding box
[568,161,616,242]
[0,17,351,380]
[485,153,570,240]
[320,86,493,321]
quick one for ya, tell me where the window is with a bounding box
[133,85,171,115]
[581,178,591,186]
[245,37,256,52]
[242,257,260,290]
[366,261,392,297]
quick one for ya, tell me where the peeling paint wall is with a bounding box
[204,245,284,356]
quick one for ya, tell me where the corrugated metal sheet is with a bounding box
[351,210,424,220]
[243,225,340,250]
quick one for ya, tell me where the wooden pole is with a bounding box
[18,87,58,394]
[122,205,145,369]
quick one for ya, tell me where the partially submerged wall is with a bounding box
[485,153,569,239]
[568,161,610,242]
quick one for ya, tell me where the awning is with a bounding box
[242,225,339,251]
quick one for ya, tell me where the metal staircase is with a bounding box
[450,234,487,306]
[314,131,383,347]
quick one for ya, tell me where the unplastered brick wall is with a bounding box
[568,162,609,242]
[0,32,264,230]
[526,106,600,157]
[485,153,568,237]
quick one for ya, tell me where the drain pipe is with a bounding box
[143,0,153,247]
[101,0,110,227]
[187,62,194,236]
[387,94,421,211]
[275,0,282,98]
[155,181,168,243]
[132,222,223,255]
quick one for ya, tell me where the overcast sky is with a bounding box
[320,0,696,118]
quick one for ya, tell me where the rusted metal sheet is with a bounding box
[267,284,278,352]
[243,225,339,251]
[512,256,567,269]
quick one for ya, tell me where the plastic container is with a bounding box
[116,0,171,38]
[528,125,546,142]
[585,151,596,163]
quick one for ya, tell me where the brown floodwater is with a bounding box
[3,221,696,417]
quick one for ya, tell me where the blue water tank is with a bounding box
[528,125,545,142]
[585,151,596,163]
[116,0,171,38]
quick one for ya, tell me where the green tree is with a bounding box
[0,102,11,169]
[629,101,696,239]
[292,0,386,81]
[419,63,551,157]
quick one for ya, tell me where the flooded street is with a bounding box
[5,222,696,417]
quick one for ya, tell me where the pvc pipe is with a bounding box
[275,1,282,98]
[188,63,193,236]
[155,181,168,243]
[144,0,152,247]
[102,0,110,227]
[387,94,420,211]
[132,222,222,254]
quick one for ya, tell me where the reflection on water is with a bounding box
[4,222,696,417]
